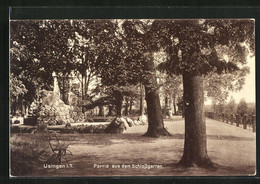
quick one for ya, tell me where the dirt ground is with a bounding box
[10,116,256,177]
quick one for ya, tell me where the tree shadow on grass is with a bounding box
[111,133,184,142]
[207,135,255,141]
[63,133,185,146]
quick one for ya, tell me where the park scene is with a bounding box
[10,19,255,176]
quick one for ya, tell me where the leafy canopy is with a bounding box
[154,19,254,75]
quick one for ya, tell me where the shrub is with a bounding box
[10,134,49,176]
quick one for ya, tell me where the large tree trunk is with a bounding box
[140,84,145,115]
[143,52,171,137]
[144,85,171,137]
[179,72,213,168]
[115,91,123,117]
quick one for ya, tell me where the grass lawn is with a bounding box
[10,116,256,177]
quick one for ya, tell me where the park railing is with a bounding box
[205,112,256,133]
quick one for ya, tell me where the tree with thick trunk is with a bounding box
[144,84,170,137]
[155,19,254,168]
[143,53,171,137]
[114,91,123,117]
[179,72,213,167]
[120,20,172,137]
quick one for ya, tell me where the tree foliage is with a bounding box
[237,98,248,117]
[205,67,250,103]
[226,97,236,115]
[155,19,254,75]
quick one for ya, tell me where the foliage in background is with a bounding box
[211,97,255,117]
[10,133,49,176]
[205,67,250,104]
[236,98,248,117]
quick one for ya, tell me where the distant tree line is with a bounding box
[212,98,255,117]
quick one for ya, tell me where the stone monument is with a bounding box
[52,72,60,99]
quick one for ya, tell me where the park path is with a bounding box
[44,116,256,176]
[125,117,256,174]
[126,116,255,138]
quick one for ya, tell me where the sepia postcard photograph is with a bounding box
[9,17,256,177]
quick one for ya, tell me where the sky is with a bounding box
[229,56,255,103]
